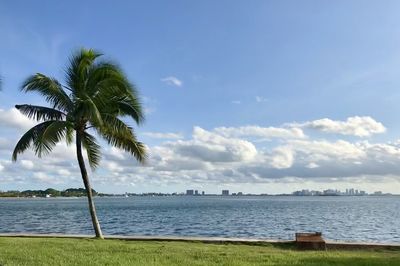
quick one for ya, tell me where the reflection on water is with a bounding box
[0,196,399,243]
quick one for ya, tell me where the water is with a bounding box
[0,196,399,243]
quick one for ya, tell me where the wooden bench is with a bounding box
[295,232,326,250]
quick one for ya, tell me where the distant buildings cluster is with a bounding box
[182,188,393,197]
[185,189,244,196]
[185,189,205,196]
[292,188,390,196]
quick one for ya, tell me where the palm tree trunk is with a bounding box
[76,132,104,239]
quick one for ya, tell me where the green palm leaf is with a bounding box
[12,120,70,160]
[98,124,147,163]
[15,104,66,121]
[81,132,101,169]
[33,120,71,157]
[66,49,102,96]
[22,74,73,111]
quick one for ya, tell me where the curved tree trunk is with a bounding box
[76,132,104,239]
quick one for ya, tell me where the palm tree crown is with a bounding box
[12,48,147,238]
[13,48,147,167]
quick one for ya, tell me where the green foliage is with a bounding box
[0,238,399,266]
[13,48,147,169]
[0,188,98,197]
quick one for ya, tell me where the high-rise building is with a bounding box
[222,190,229,196]
[201,191,205,195]
[186,190,194,195]
[195,190,199,195]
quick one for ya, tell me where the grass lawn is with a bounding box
[0,237,399,266]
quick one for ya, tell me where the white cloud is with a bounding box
[104,161,124,172]
[1,111,400,193]
[306,162,319,169]
[144,107,156,115]
[33,172,58,183]
[57,169,71,176]
[269,146,294,169]
[291,116,386,137]
[0,108,35,131]
[255,96,268,103]
[161,76,183,87]
[170,127,258,163]
[288,139,365,161]
[107,147,126,160]
[20,160,35,170]
[214,126,305,139]
[143,132,184,140]
[231,100,241,104]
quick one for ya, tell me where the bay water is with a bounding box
[0,196,399,243]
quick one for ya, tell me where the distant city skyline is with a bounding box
[0,187,395,197]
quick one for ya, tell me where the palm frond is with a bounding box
[97,123,147,163]
[86,61,145,125]
[115,96,144,125]
[12,121,70,161]
[86,61,127,96]
[65,48,102,96]
[81,132,101,169]
[73,97,103,127]
[22,74,73,111]
[100,114,133,135]
[15,104,66,121]
[12,122,47,161]
[65,126,74,145]
[33,121,71,157]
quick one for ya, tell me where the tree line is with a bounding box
[0,188,98,197]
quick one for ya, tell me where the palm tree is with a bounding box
[12,48,147,238]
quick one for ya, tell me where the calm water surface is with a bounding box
[0,196,399,243]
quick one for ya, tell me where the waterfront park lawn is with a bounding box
[0,237,400,266]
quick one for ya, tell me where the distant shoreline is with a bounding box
[0,194,398,198]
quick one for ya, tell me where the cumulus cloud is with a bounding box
[291,116,386,137]
[214,126,306,140]
[161,76,183,87]
[269,146,294,169]
[0,108,35,131]
[143,132,184,140]
[1,112,399,192]
[170,127,257,163]
[287,139,365,161]
[20,160,35,170]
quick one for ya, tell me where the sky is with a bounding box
[1,0,400,194]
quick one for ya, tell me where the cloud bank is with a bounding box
[0,108,398,193]
[290,116,386,137]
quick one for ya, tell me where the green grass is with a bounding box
[0,237,399,266]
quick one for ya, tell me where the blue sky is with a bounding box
[1,0,400,194]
